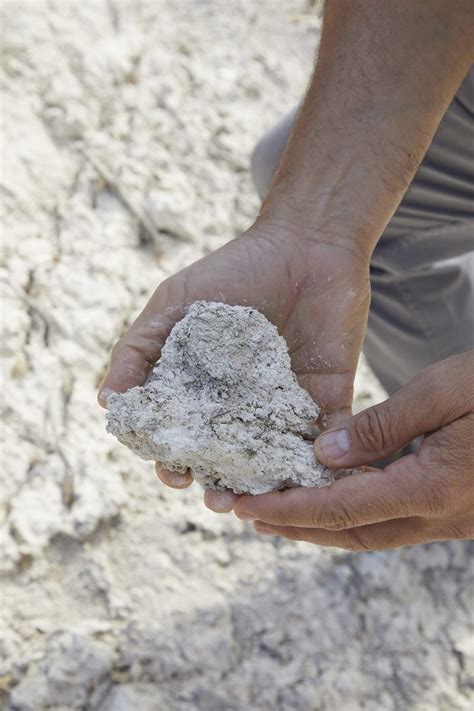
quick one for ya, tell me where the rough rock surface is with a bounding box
[2,2,473,710]
[107,301,347,494]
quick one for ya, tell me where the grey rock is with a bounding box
[106,301,348,494]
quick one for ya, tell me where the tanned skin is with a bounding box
[99,1,474,550]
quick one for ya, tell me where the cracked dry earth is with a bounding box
[1,1,473,710]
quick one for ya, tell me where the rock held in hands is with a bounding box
[106,301,349,494]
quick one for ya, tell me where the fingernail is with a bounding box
[236,512,255,521]
[167,472,192,488]
[318,428,351,460]
[208,491,238,512]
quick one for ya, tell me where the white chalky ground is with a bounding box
[1,1,472,709]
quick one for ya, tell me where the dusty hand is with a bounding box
[233,352,474,550]
[98,217,371,493]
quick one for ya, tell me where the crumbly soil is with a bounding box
[107,301,349,494]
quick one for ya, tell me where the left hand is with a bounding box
[99,216,372,491]
[230,352,474,551]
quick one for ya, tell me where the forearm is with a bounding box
[260,0,474,254]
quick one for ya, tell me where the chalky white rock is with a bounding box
[107,301,348,494]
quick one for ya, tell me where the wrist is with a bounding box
[257,187,379,260]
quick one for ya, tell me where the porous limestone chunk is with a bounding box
[106,301,348,494]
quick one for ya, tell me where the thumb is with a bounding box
[314,354,471,467]
[98,285,183,408]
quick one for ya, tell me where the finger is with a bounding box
[156,464,193,489]
[322,405,353,430]
[204,489,240,513]
[234,459,427,529]
[98,344,155,408]
[297,372,354,430]
[290,276,369,427]
[98,285,184,407]
[253,516,431,551]
[314,352,473,467]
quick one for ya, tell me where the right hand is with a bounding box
[98,217,372,508]
[232,351,474,550]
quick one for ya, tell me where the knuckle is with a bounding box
[273,490,299,526]
[314,507,344,530]
[418,358,471,418]
[353,407,388,454]
[317,500,359,531]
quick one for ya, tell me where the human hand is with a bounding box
[232,352,474,550]
[98,216,371,496]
